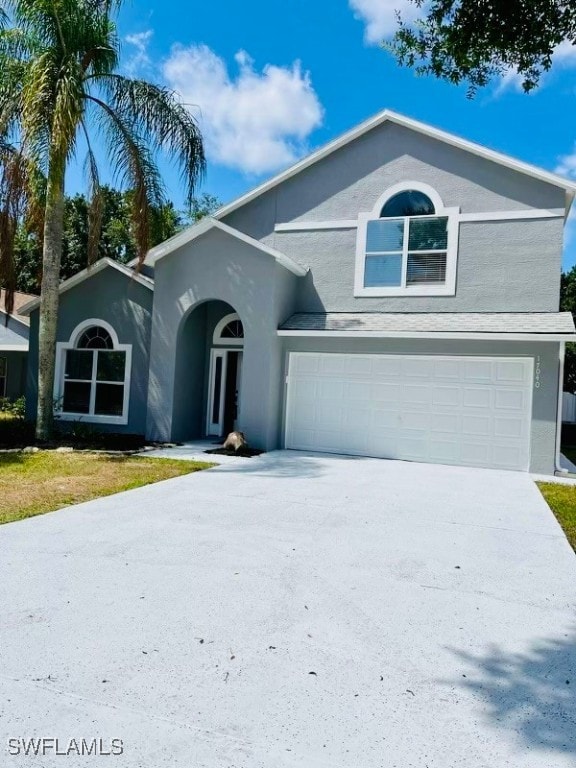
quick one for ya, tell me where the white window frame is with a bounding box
[0,356,6,397]
[53,318,132,425]
[354,181,460,297]
[213,313,244,347]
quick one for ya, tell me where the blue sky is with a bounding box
[75,0,576,268]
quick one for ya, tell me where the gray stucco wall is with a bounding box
[223,121,565,313]
[146,227,299,448]
[26,267,153,434]
[276,218,562,313]
[278,338,561,475]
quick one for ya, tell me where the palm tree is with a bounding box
[0,0,205,439]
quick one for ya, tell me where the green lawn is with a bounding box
[538,482,576,551]
[0,451,212,525]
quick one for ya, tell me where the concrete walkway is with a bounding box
[1,451,575,767]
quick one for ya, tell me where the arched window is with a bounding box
[380,190,435,218]
[355,182,459,297]
[54,320,132,425]
[213,313,244,346]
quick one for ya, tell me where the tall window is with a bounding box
[355,184,458,297]
[55,321,131,424]
[0,357,6,397]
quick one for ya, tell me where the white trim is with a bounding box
[210,110,576,224]
[206,348,227,436]
[459,209,563,222]
[145,218,308,275]
[213,313,244,347]
[370,181,446,217]
[273,208,565,233]
[53,319,132,426]
[18,259,154,316]
[0,344,28,351]
[556,342,566,474]
[68,318,121,348]
[277,330,576,341]
[275,220,358,232]
[354,182,459,297]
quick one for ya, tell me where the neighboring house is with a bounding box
[0,290,34,401]
[20,110,576,474]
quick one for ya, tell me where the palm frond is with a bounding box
[88,93,165,260]
[81,118,102,265]
[95,74,205,206]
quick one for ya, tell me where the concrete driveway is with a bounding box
[1,451,575,768]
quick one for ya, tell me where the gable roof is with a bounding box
[18,258,154,316]
[144,217,308,275]
[213,110,576,222]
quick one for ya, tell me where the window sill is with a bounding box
[354,285,456,298]
[54,413,129,426]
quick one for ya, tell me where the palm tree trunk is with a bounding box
[35,153,65,441]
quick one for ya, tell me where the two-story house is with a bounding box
[21,111,576,473]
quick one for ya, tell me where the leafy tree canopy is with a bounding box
[13,189,221,294]
[389,1,576,93]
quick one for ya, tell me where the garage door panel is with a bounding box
[430,413,460,433]
[373,357,402,377]
[494,389,527,410]
[494,417,525,439]
[404,385,432,405]
[371,410,400,429]
[403,358,433,378]
[496,361,529,384]
[433,359,461,379]
[463,388,492,408]
[372,382,402,402]
[286,354,533,471]
[432,387,461,407]
[462,414,492,436]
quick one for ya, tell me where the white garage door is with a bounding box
[285,353,534,471]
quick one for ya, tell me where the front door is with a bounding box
[207,349,243,437]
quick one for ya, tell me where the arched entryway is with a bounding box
[172,300,244,442]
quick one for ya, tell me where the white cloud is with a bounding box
[162,45,324,175]
[556,148,576,179]
[124,30,153,75]
[349,0,421,44]
[497,40,576,94]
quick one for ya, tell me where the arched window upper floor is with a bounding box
[355,182,460,297]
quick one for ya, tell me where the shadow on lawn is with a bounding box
[448,628,576,755]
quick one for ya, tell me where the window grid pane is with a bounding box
[95,383,124,416]
[65,350,94,381]
[62,382,91,414]
[408,217,448,252]
[96,351,126,383]
[406,252,447,284]
[364,254,403,288]
[366,219,404,253]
